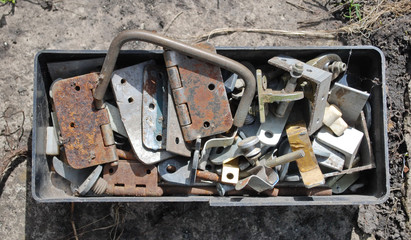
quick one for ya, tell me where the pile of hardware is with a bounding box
[46,30,374,197]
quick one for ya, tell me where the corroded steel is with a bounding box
[164,44,233,141]
[103,160,163,196]
[51,73,117,169]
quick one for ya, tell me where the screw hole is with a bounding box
[316,118,320,124]
[70,122,75,128]
[149,103,155,110]
[156,135,162,141]
[203,121,210,128]
[226,173,234,180]
[208,84,215,91]
[146,169,151,174]
[306,69,312,72]
[264,131,273,138]
[120,79,126,84]
[281,58,287,61]
[166,165,176,173]
[128,97,134,103]
[175,137,180,144]
[109,168,114,174]
[75,86,80,91]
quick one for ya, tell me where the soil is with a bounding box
[0,0,409,239]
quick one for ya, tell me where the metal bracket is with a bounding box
[209,136,243,165]
[53,157,103,196]
[256,69,303,123]
[158,157,213,186]
[235,165,279,193]
[316,127,364,169]
[328,83,370,126]
[111,61,174,165]
[269,55,332,135]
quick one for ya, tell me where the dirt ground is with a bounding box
[0,0,409,239]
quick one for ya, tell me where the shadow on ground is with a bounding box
[24,157,359,240]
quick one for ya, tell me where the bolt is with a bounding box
[265,149,305,168]
[238,136,261,165]
[328,61,347,75]
[291,62,304,78]
[216,183,235,196]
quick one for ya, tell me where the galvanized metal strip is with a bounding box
[111,61,174,165]
[142,64,168,150]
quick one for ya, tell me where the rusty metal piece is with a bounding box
[51,73,117,169]
[286,123,325,188]
[323,164,375,178]
[142,64,168,150]
[196,170,221,182]
[269,56,332,135]
[116,149,137,160]
[94,30,256,129]
[164,43,233,141]
[103,160,163,196]
[161,186,218,195]
[358,111,374,166]
[166,82,192,157]
[256,69,303,123]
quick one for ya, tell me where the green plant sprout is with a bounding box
[0,0,15,4]
[343,0,362,20]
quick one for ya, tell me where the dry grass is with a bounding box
[173,0,410,42]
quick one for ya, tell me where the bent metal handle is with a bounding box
[94,30,256,128]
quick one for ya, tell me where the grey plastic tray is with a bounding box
[32,46,388,206]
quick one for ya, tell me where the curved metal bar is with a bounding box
[94,30,256,127]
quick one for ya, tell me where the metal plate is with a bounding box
[257,106,293,147]
[142,64,168,150]
[328,83,370,126]
[158,158,213,186]
[111,61,174,164]
[103,160,163,196]
[51,73,117,169]
[164,44,233,141]
[286,123,325,188]
[269,56,332,135]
